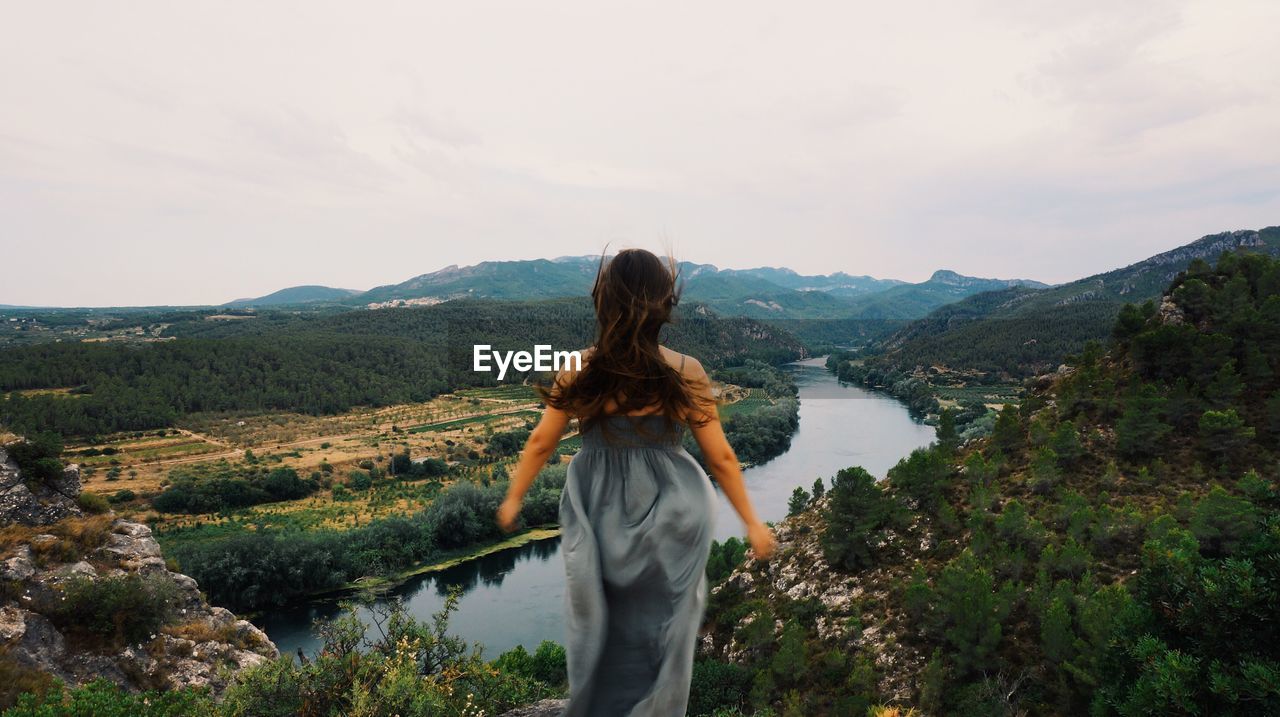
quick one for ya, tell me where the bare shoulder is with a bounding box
[659,346,706,380]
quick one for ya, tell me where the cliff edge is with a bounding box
[0,445,278,701]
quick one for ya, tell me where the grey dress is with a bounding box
[559,415,717,717]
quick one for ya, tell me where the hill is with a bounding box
[867,227,1280,377]
[841,270,1049,320]
[694,249,1280,715]
[223,285,361,307]
[717,267,904,297]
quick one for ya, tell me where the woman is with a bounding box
[496,248,777,716]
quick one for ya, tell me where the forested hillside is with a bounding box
[692,250,1280,715]
[863,227,1280,379]
[0,299,803,438]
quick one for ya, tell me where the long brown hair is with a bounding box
[538,248,713,431]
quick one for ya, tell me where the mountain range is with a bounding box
[867,226,1280,377]
[226,258,1046,321]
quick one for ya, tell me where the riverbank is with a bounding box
[339,526,561,595]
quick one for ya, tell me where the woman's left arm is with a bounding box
[496,405,570,532]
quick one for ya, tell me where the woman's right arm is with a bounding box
[685,360,777,559]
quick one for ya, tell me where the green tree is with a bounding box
[1040,595,1074,664]
[771,620,808,687]
[888,446,950,511]
[936,551,1014,675]
[1050,420,1084,467]
[1115,385,1171,462]
[1198,408,1255,468]
[821,466,895,572]
[991,404,1024,455]
[1189,485,1258,556]
[937,408,958,451]
[787,486,810,517]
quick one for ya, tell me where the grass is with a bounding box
[456,385,538,401]
[0,514,115,565]
[718,388,774,419]
[406,410,539,434]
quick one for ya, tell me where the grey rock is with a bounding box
[0,449,83,526]
[500,698,567,717]
[60,561,97,579]
[113,521,153,539]
[2,546,35,581]
[0,606,68,675]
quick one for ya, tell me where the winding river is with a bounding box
[256,358,935,659]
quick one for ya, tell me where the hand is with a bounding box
[496,497,522,533]
[746,521,777,560]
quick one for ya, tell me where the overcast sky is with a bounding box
[3,1,1279,306]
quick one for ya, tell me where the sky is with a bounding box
[2,1,1279,307]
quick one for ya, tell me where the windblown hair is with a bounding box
[538,248,713,432]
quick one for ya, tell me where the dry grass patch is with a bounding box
[0,514,115,564]
[163,618,269,652]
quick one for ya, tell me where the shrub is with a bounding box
[688,659,753,716]
[2,678,210,716]
[4,433,64,484]
[221,590,551,717]
[75,492,111,514]
[46,574,179,647]
[107,489,136,504]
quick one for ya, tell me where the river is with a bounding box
[255,358,936,659]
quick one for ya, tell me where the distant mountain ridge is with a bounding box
[226,256,1043,321]
[867,226,1280,377]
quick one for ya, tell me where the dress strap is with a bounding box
[679,353,686,372]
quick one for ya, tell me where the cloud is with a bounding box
[1,0,1278,305]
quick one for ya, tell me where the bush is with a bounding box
[152,467,318,514]
[2,679,210,716]
[107,489,136,504]
[220,591,552,717]
[75,492,111,514]
[347,470,372,491]
[688,659,754,716]
[46,574,179,647]
[4,433,65,484]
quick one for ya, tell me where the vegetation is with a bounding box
[164,466,567,611]
[687,361,800,466]
[703,250,1280,715]
[851,227,1280,381]
[0,299,803,438]
[152,466,319,514]
[3,592,563,717]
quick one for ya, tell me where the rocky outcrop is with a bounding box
[700,497,931,703]
[0,449,278,696]
[0,447,83,526]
